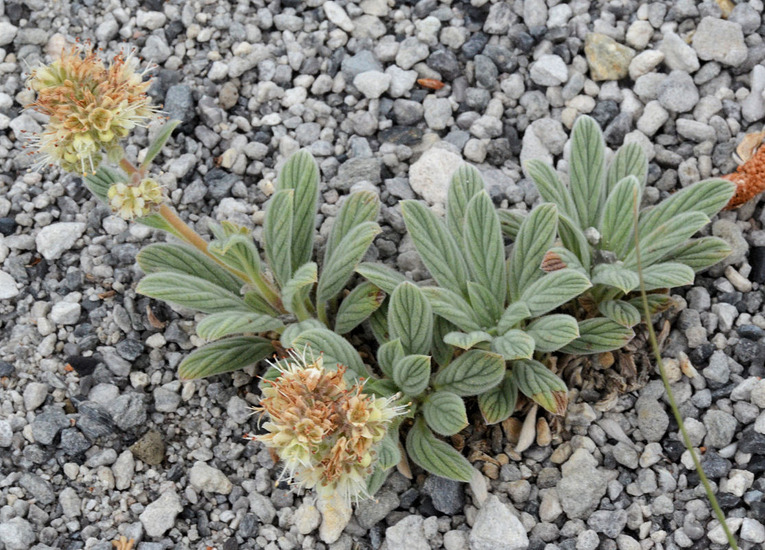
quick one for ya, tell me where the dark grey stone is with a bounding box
[422,475,464,515]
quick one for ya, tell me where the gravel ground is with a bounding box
[2,0,765,549]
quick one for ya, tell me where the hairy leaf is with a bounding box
[525,159,575,218]
[541,247,587,276]
[292,328,369,377]
[625,211,710,269]
[558,214,592,272]
[282,262,317,315]
[178,336,273,379]
[591,263,640,294]
[511,359,568,415]
[467,281,502,327]
[208,233,264,285]
[569,115,606,229]
[443,331,492,350]
[447,164,484,244]
[598,300,641,328]
[492,330,535,360]
[606,142,648,193]
[392,354,431,396]
[137,272,250,313]
[433,350,505,396]
[363,378,399,398]
[627,293,674,315]
[279,319,325,348]
[421,287,483,333]
[142,119,181,168]
[496,302,532,335]
[508,203,558,301]
[377,431,402,470]
[600,175,641,256]
[498,209,526,240]
[137,243,242,294]
[525,314,580,352]
[366,466,390,497]
[335,281,386,334]
[317,221,381,303]
[464,192,507,304]
[388,282,433,356]
[520,269,592,316]
[196,312,284,340]
[432,316,456,367]
[560,318,635,354]
[406,418,474,482]
[663,237,732,272]
[263,189,294,287]
[377,338,405,379]
[368,302,390,345]
[356,262,408,294]
[423,391,468,436]
[276,150,320,270]
[640,262,695,291]
[478,374,518,424]
[326,190,381,263]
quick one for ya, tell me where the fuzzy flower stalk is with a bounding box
[24,43,157,175]
[247,351,406,502]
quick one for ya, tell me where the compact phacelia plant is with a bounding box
[23,47,735,504]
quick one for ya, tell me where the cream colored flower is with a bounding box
[107,179,164,220]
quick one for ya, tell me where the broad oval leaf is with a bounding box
[433,350,505,396]
[464,191,507,304]
[279,319,325,348]
[282,262,317,315]
[276,150,320,271]
[263,189,294,287]
[520,269,592,317]
[316,221,381,303]
[178,336,273,379]
[592,263,640,294]
[511,359,568,415]
[598,300,641,328]
[432,316,456,367]
[377,338,405,379]
[423,391,468,436]
[560,318,635,355]
[292,328,370,377]
[525,159,575,218]
[662,237,732,272]
[335,281,386,334]
[569,115,606,229]
[326,190,381,263]
[496,302,532,335]
[447,164,484,244]
[388,282,433,356]
[368,302,389,345]
[467,281,502,327]
[355,262,408,294]
[599,175,641,257]
[508,203,558,301]
[422,287,483,333]
[405,418,474,482]
[377,431,402,470]
[401,200,469,296]
[498,209,526,240]
[392,354,431,396]
[137,272,251,314]
[625,211,710,269]
[606,141,648,193]
[640,262,695,291]
[492,330,535,361]
[525,314,580,352]
[196,312,284,340]
[443,331,492,350]
[478,374,518,424]
[142,119,181,168]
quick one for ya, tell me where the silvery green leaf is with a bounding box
[244,291,279,316]
[541,247,587,276]
[263,189,294,287]
[363,377,399,398]
[355,262,408,294]
[292,328,370,377]
[423,391,468,436]
[662,237,732,272]
[402,200,469,296]
[524,159,576,218]
[377,338,405,379]
[137,272,250,314]
[447,164,484,244]
[335,281,385,334]
[316,221,381,303]
[377,431,402,470]
[492,330,535,360]
[178,336,273,379]
[560,318,635,354]
[392,354,431,396]
[591,264,640,294]
[366,466,390,497]
[279,319,325,348]
[406,418,474,482]
[627,293,674,315]
[388,282,433,356]
[208,233,263,284]
[196,312,284,340]
[511,359,568,415]
[433,350,505,396]
[569,115,606,229]
[421,287,483,333]
[638,178,735,239]
[368,302,390,345]
[520,269,592,316]
[508,203,558,301]
[558,214,592,272]
[467,281,502,327]
[496,302,532,335]
[599,175,641,257]
[325,190,380,263]
[443,331,493,350]
[276,150,320,271]
[282,262,317,315]
[598,300,641,328]
[432,316,456,367]
[464,191,507,304]
[639,262,695,290]
[137,243,242,294]
[625,211,710,269]
[478,374,518,424]
[84,165,123,201]
[142,119,181,168]
[498,209,526,240]
[606,142,648,193]
[525,314,580,352]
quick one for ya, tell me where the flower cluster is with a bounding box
[107,179,164,220]
[247,351,406,502]
[25,43,156,175]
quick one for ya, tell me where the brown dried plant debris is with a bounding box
[111,536,135,550]
[723,130,765,210]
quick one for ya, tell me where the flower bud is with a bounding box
[107,179,164,220]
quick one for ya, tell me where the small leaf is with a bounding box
[520,269,592,316]
[498,209,526,240]
[447,164,485,244]
[627,293,674,315]
[326,190,381,263]
[558,214,592,272]
[178,336,273,379]
[432,316,456,367]
[377,432,402,470]
[363,378,400,398]
[377,338,405,378]
[478,374,518,424]
[464,191,507,304]
[591,264,640,294]
[541,247,587,275]
[84,165,124,201]
[317,221,381,303]
[137,243,242,294]
[137,272,250,314]
[142,119,181,168]
[355,262,408,294]
[208,233,264,283]
[433,350,505,396]
[280,319,325,348]
[423,391,468,436]
[625,211,710,269]
[663,237,732,272]
[368,302,390,345]
[492,330,535,360]
[334,282,386,334]
[598,300,641,328]
[569,115,606,229]
[402,200,469,296]
[560,318,635,354]
[263,189,294,287]
[421,287,482,333]
[196,312,284,340]
[388,282,434,356]
[282,262,317,314]
[405,417,474,482]
[606,142,648,193]
[508,203,558,301]
[292,328,370,377]
[244,290,278,315]
[640,262,696,290]
[599,176,641,257]
[366,466,390,497]
[277,150,320,271]
[525,159,576,218]
[392,355,431,396]
[496,302,532,335]
[443,331,492,350]
[467,281,502,327]
[525,315,580,352]
[511,359,568,415]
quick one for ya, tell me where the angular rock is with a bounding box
[35,222,86,260]
[189,461,233,494]
[385,515,430,550]
[408,147,464,207]
[469,496,528,550]
[692,17,747,67]
[585,33,634,81]
[140,491,183,538]
[557,448,609,519]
